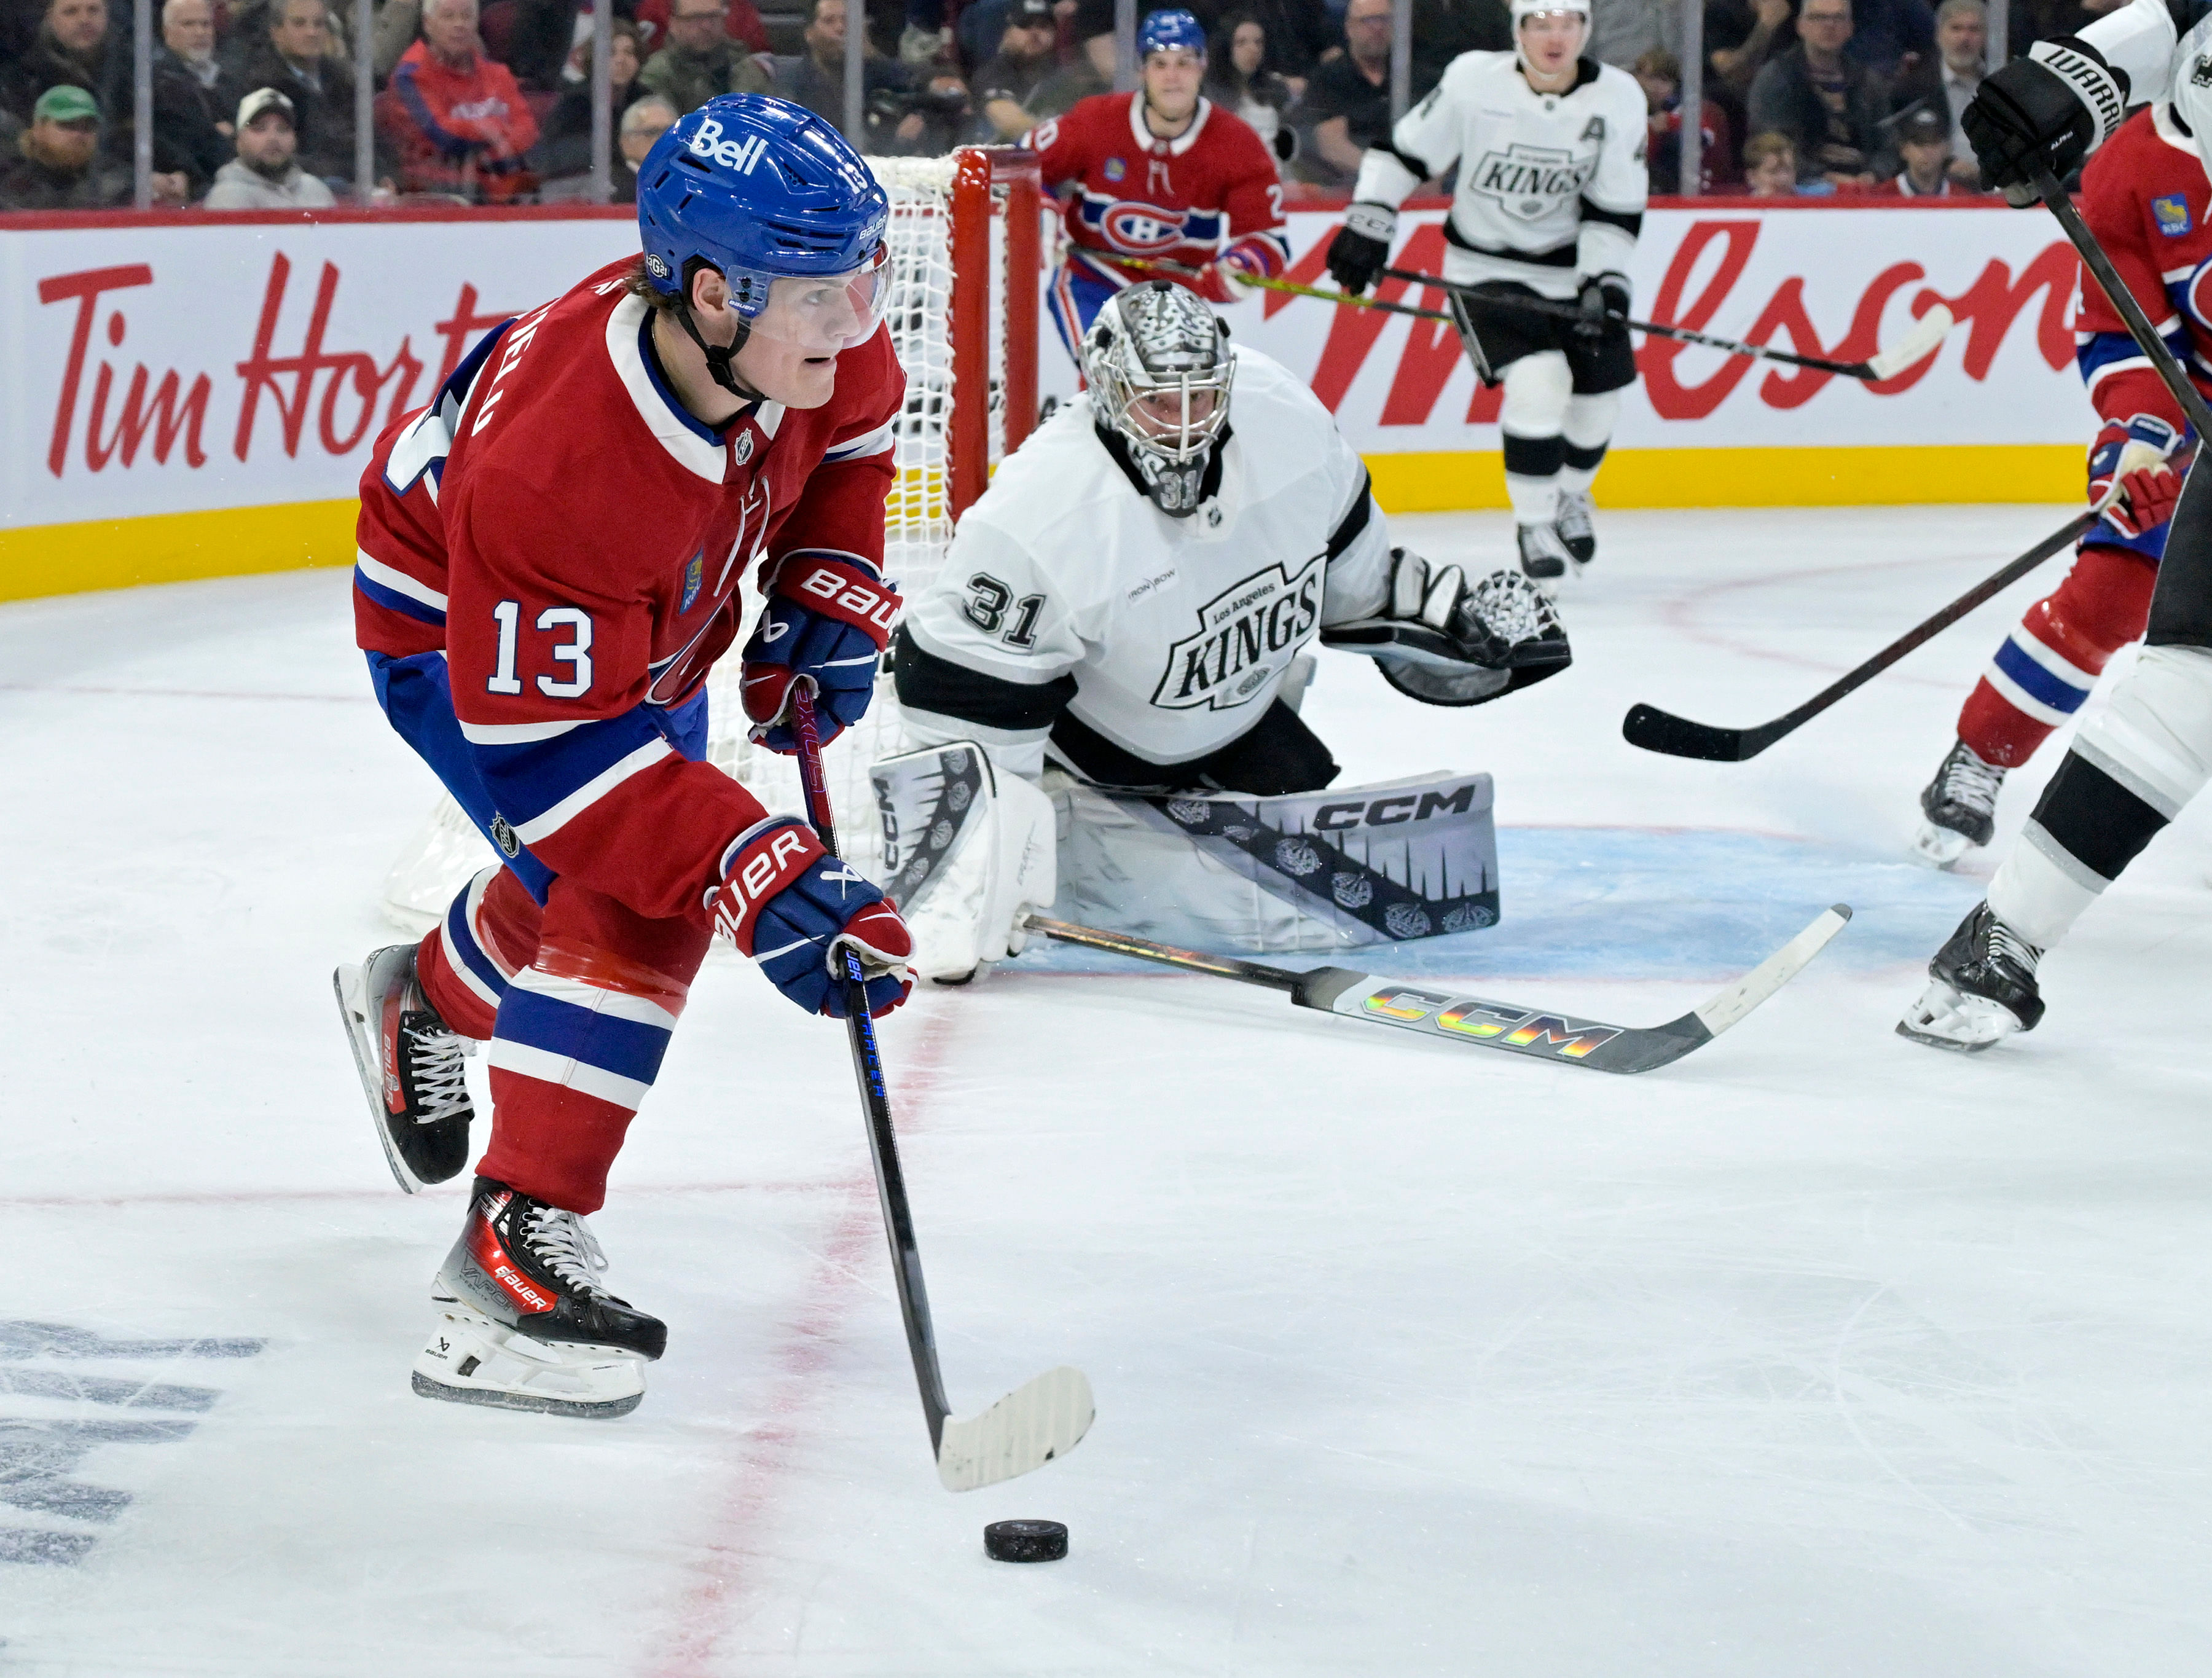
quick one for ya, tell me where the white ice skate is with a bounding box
[414,1304,649,1419]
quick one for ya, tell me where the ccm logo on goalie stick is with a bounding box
[1361,986,1623,1058]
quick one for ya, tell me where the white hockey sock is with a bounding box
[1558,391,1619,495]
[1500,353,1571,527]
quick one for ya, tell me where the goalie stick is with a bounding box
[1023,904,1851,1074]
[1622,508,2100,761]
[789,684,1093,1491]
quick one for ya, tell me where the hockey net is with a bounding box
[379,148,1045,932]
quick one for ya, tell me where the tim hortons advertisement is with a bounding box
[1,202,2089,598]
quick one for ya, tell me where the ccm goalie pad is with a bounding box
[1054,771,1499,954]
[1322,554,1571,706]
[871,743,1057,981]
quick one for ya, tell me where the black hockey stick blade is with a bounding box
[790,687,1094,1491]
[1027,906,1849,1074]
[1623,509,2098,762]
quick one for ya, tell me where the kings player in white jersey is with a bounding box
[1321,0,1647,585]
[880,283,1570,971]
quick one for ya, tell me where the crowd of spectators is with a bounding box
[0,0,2128,210]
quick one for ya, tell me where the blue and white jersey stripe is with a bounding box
[354,550,449,626]
[1986,629,2098,727]
[462,705,675,845]
[486,967,680,1111]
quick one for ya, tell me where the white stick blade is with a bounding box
[936,1365,1094,1492]
[1691,905,1852,1037]
[1867,304,1954,380]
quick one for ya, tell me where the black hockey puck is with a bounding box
[984,1519,1069,1562]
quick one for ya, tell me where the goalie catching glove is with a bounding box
[710,817,915,1017]
[741,551,903,752]
[1321,548,1572,706]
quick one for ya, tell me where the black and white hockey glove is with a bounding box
[1960,37,2126,202]
[1575,274,1631,340]
[1326,203,1395,296]
[1320,549,1572,707]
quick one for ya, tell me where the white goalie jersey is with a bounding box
[895,345,1394,781]
[1351,52,1649,300]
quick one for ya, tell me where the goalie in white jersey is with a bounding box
[882,281,1570,971]
[1323,0,1647,583]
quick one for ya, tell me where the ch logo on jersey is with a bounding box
[2155,193,2194,237]
[1151,554,1323,712]
[1080,190,1225,254]
[2182,254,2212,332]
[688,117,768,174]
[1469,141,1599,221]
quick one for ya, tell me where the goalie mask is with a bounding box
[1083,281,1236,519]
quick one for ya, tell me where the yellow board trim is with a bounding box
[0,444,2082,605]
[1,499,359,604]
[1366,444,2082,514]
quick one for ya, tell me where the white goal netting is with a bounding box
[380,152,1032,933]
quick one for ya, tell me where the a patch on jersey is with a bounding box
[1104,155,1126,181]
[2194,53,2212,88]
[1468,141,1599,222]
[734,429,754,465]
[1150,552,1323,712]
[2154,193,2194,237]
[681,551,704,612]
[490,814,521,858]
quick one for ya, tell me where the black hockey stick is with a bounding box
[1623,509,2099,761]
[1024,905,1850,1074]
[1380,264,1956,383]
[2030,162,2212,441]
[788,683,1092,1491]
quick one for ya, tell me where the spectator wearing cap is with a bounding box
[203,85,337,205]
[0,83,130,207]
[1870,98,1960,192]
[1888,0,1985,182]
[638,0,772,116]
[382,0,540,201]
[1746,0,1888,186]
[234,0,368,182]
[152,0,246,194]
[973,0,1058,138]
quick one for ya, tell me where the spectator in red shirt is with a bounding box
[382,0,541,202]
[1634,47,1737,194]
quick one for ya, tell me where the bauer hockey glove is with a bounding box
[2088,414,2188,539]
[1325,203,1395,296]
[742,550,903,753]
[710,817,916,1019]
[1575,274,1631,339]
[1959,39,2125,201]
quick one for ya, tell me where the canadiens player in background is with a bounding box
[885,282,1571,973]
[1324,0,1648,586]
[1895,7,2212,1051]
[333,96,918,1417]
[1910,102,2198,871]
[1026,9,1290,354]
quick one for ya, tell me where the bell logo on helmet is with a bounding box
[688,117,769,174]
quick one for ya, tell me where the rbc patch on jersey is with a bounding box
[681,551,704,611]
[1104,156,1126,181]
[2154,194,2194,237]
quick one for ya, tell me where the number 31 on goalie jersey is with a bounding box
[963,573,1045,649]
[487,600,595,699]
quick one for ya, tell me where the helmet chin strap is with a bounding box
[672,277,766,402]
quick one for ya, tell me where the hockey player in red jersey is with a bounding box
[1026,8,1289,358]
[332,95,917,1419]
[1910,102,2203,868]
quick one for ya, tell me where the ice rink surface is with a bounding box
[4,505,2210,1676]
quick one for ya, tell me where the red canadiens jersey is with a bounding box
[1026,93,1288,299]
[353,258,902,925]
[2074,103,2212,433]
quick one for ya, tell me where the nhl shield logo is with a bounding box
[490,814,521,858]
[681,551,704,611]
[733,429,754,464]
[2155,193,2194,237]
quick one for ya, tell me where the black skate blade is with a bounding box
[411,1370,643,1419]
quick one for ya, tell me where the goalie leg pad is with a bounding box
[1052,771,1499,953]
[871,744,1057,980]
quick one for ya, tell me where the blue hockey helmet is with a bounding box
[1137,8,1207,58]
[636,95,893,390]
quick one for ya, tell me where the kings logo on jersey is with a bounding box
[1469,142,1600,221]
[1151,554,1322,712]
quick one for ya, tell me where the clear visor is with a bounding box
[1107,374,1230,461]
[740,243,893,353]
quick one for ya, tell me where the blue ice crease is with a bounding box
[1010,826,1986,982]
